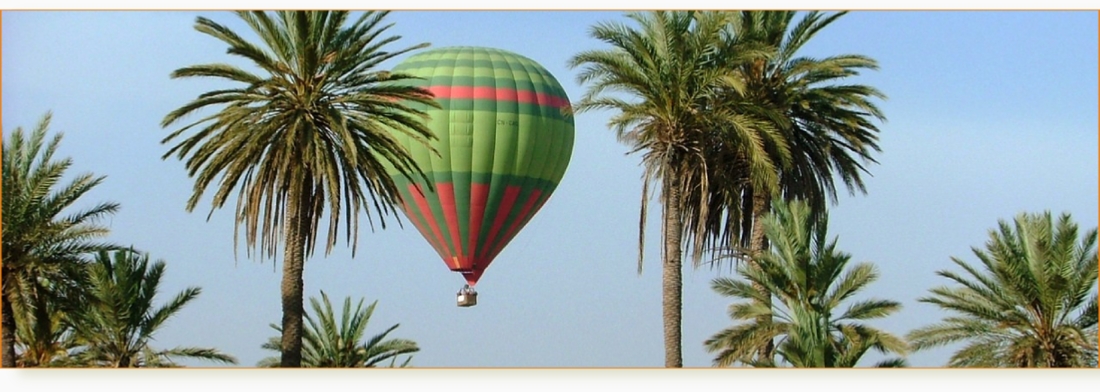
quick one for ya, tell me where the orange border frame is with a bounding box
[0,8,1096,371]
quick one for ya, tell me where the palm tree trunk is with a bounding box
[1,286,17,368]
[662,174,684,368]
[748,191,774,363]
[31,285,52,362]
[279,188,308,368]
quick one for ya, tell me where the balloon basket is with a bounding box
[457,285,478,307]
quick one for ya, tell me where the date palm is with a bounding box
[66,250,237,367]
[908,212,1098,367]
[258,291,418,368]
[160,11,439,367]
[2,113,119,368]
[568,11,782,367]
[705,199,907,367]
[712,11,887,362]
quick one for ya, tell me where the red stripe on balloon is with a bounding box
[400,197,447,261]
[486,189,543,263]
[427,86,570,109]
[467,183,490,267]
[408,184,454,266]
[435,183,467,271]
[479,186,521,260]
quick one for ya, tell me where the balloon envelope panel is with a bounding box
[386,46,574,286]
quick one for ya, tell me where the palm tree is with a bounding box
[705,199,907,367]
[2,112,120,368]
[568,11,783,367]
[908,212,1098,367]
[160,11,439,367]
[65,249,237,367]
[710,10,887,362]
[258,291,418,368]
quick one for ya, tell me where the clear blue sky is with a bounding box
[2,10,1097,368]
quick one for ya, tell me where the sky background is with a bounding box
[2,10,1097,368]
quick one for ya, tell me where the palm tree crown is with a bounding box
[908,212,1098,367]
[706,199,907,367]
[67,250,238,367]
[161,10,439,259]
[259,291,419,368]
[733,11,885,214]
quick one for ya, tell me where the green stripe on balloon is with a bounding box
[398,55,563,84]
[392,173,559,192]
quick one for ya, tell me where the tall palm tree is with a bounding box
[705,199,907,367]
[568,11,782,367]
[160,11,439,367]
[258,291,418,368]
[908,212,1098,367]
[711,11,887,362]
[66,249,237,367]
[2,113,120,368]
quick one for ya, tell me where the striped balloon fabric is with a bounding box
[386,46,574,287]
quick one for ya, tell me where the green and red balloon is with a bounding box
[384,46,574,291]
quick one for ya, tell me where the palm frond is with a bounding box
[65,250,235,367]
[258,292,418,367]
[706,199,903,367]
[909,212,1098,367]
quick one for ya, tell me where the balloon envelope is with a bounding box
[385,46,574,287]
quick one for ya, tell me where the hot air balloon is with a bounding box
[384,46,574,307]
